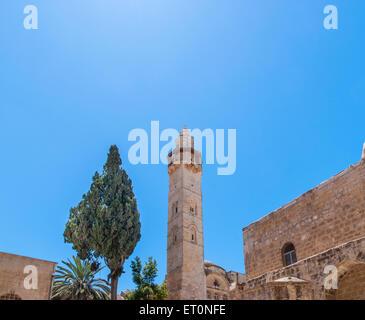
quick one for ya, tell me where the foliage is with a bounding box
[51,256,110,300]
[125,257,169,300]
[63,145,141,299]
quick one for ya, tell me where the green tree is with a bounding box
[64,145,141,300]
[51,256,110,300]
[125,257,169,300]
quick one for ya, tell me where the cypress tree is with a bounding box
[64,145,141,299]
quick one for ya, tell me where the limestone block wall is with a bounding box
[239,236,365,300]
[0,251,56,300]
[243,160,365,279]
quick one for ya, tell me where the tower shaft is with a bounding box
[166,128,206,300]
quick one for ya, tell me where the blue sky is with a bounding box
[1,1,364,292]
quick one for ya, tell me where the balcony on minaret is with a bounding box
[167,127,202,168]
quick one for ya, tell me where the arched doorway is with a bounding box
[325,260,365,300]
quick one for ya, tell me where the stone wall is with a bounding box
[238,236,365,300]
[0,251,56,300]
[243,160,365,279]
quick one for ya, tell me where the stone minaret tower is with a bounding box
[166,127,206,300]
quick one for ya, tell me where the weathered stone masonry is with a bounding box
[238,236,365,299]
[243,160,365,280]
[240,157,365,299]
[0,251,56,300]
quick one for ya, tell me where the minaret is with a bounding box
[166,127,206,300]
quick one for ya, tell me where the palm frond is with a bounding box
[51,256,110,300]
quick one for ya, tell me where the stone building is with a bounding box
[204,261,246,300]
[166,128,365,300]
[239,146,365,300]
[0,251,56,300]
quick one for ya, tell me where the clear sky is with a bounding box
[1,1,364,292]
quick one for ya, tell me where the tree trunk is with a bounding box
[110,258,125,300]
[111,276,119,300]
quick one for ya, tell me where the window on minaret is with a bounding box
[282,242,297,267]
[190,227,197,243]
[189,201,197,216]
[172,202,178,215]
[172,227,178,245]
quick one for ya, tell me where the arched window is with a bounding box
[207,291,211,299]
[214,293,219,300]
[282,242,297,266]
[189,200,197,216]
[213,279,220,288]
